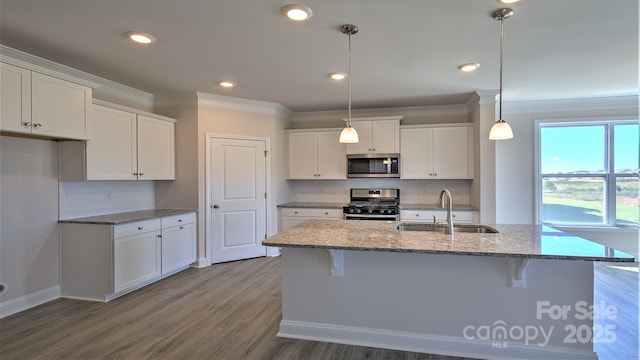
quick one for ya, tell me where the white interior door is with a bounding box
[209,137,267,264]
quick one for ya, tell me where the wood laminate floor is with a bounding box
[1,257,637,360]
[0,257,468,360]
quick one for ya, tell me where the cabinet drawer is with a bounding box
[114,219,161,238]
[162,212,196,228]
[281,208,342,218]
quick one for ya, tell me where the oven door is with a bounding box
[343,213,399,221]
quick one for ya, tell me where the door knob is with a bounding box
[212,204,220,209]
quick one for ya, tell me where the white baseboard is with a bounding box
[0,286,60,319]
[278,320,598,360]
[266,246,281,257]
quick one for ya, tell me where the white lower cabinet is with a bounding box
[280,208,343,231]
[114,224,162,293]
[399,210,477,224]
[161,215,197,274]
[61,212,196,301]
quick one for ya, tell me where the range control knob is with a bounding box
[349,208,355,213]
[356,209,362,214]
[368,209,373,214]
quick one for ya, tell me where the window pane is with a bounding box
[541,126,605,174]
[614,124,639,174]
[542,177,605,224]
[616,176,639,225]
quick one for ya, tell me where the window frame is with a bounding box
[535,117,638,227]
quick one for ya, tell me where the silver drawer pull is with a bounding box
[179,226,184,230]
[22,122,32,127]
[138,226,144,230]
[178,219,182,222]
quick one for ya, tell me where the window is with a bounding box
[539,121,638,226]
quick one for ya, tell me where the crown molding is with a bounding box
[196,92,293,119]
[292,104,468,122]
[503,95,639,114]
[0,45,154,110]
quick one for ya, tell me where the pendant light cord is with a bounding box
[347,32,352,128]
[498,17,504,122]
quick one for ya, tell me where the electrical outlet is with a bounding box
[105,191,112,201]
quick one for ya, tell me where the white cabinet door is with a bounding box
[316,130,346,179]
[400,128,433,179]
[31,72,90,140]
[137,115,175,180]
[346,121,371,154]
[433,127,471,179]
[86,105,137,180]
[288,132,317,179]
[400,125,472,179]
[371,120,399,153]
[347,120,399,154]
[114,230,162,293]
[161,222,196,274]
[0,62,31,133]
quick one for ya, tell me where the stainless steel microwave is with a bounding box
[346,154,400,178]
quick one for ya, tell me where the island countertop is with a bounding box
[263,219,635,262]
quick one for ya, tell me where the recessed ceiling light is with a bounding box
[497,0,520,4]
[125,31,156,44]
[281,4,313,21]
[218,81,236,88]
[329,72,347,80]
[457,63,480,72]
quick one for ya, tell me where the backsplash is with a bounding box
[59,181,155,219]
[287,179,471,205]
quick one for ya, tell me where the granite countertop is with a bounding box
[277,202,477,211]
[59,209,196,225]
[263,219,635,262]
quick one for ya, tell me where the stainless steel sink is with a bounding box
[396,223,499,234]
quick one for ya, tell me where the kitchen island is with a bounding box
[263,219,635,360]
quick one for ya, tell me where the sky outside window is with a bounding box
[541,126,605,174]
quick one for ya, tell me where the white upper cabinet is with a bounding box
[0,62,91,140]
[346,117,401,154]
[400,124,473,179]
[0,63,31,133]
[60,102,175,181]
[86,105,138,180]
[288,129,346,179]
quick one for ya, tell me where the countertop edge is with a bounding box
[59,209,197,225]
[262,242,635,262]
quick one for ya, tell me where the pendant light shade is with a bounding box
[339,24,359,144]
[489,8,514,141]
[489,120,513,140]
[339,126,359,143]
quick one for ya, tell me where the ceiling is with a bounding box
[1,0,637,112]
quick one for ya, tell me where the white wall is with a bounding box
[59,181,155,219]
[0,136,60,313]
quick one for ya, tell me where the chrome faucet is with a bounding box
[437,189,454,235]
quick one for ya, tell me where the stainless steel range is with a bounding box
[343,188,400,221]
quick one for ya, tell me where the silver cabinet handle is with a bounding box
[138,226,144,230]
[212,204,220,209]
[416,214,420,217]
[179,226,184,230]
[325,212,329,215]
[32,123,42,128]
[178,219,182,222]
[138,172,144,176]
[22,122,32,127]
[157,234,162,238]
[133,172,138,176]
[294,211,298,214]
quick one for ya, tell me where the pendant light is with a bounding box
[489,8,514,140]
[339,24,359,143]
